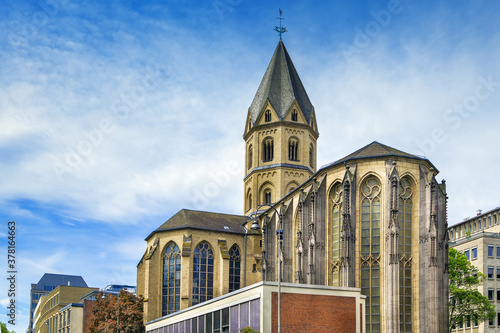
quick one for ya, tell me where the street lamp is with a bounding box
[249,204,283,333]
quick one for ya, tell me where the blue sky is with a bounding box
[1,0,499,330]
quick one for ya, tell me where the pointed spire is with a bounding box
[248,41,314,125]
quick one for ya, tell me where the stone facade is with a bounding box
[137,40,449,332]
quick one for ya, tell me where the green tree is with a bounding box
[449,247,495,331]
[89,290,145,333]
[1,322,14,333]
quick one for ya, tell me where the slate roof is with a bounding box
[148,209,249,239]
[33,273,88,290]
[248,40,314,124]
[321,141,437,171]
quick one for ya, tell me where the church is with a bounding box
[137,38,449,332]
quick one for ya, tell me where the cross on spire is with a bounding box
[274,8,287,40]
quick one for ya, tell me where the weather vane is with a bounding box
[274,9,287,40]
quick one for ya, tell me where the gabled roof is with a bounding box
[248,40,314,124]
[147,209,249,240]
[33,273,88,290]
[321,141,437,171]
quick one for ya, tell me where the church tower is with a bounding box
[243,40,319,215]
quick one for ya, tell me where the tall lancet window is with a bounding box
[262,138,274,162]
[399,177,413,332]
[288,138,298,161]
[192,242,214,305]
[265,109,271,122]
[162,242,181,316]
[330,183,343,286]
[248,145,253,169]
[228,245,241,292]
[360,177,381,333]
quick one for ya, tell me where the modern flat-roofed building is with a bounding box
[28,273,88,333]
[146,282,365,333]
[449,207,500,332]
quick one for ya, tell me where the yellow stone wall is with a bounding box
[243,101,318,215]
[138,229,262,323]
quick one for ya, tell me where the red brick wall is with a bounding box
[272,292,357,332]
[83,300,96,333]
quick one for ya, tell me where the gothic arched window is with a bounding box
[330,183,343,286]
[162,242,181,316]
[265,109,271,122]
[248,145,253,169]
[360,177,381,333]
[229,245,241,292]
[264,190,272,204]
[399,177,413,332]
[262,138,274,162]
[288,138,299,161]
[309,144,314,168]
[291,109,298,121]
[192,242,214,306]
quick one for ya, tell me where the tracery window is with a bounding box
[360,177,381,333]
[162,242,181,316]
[265,109,271,122]
[330,183,343,286]
[291,109,298,121]
[192,242,214,306]
[288,138,298,161]
[398,177,413,333]
[262,138,274,162]
[228,245,241,292]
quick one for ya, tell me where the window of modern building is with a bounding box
[498,312,500,327]
[497,267,500,280]
[474,222,477,232]
[488,289,494,300]
[162,242,181,316]
[489,245,494,257]
[360,177,381,333]
[228,245,241,292]
[494,215,498,225]
[497,246,500,258]
[192,241,214,306]
[464,249,470,260]
[265,110,271,122]
[497,289,500,301]
[472,247,477,259]
[489,266,494,279]
[262,138,274,162]
[466,317,471,328]
[489,216,492,226]
[288,138,299,161]
[490,316,495,327]
[291,109,298,121]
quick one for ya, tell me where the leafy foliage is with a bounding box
[242,327,259,333]
[89,290,145,333]
[1,322,14,333]
[449,247,495,331]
